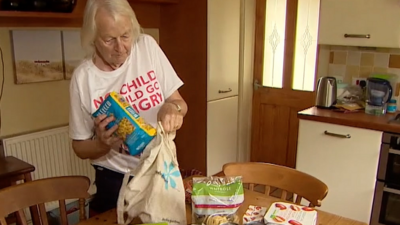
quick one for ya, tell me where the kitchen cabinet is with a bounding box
[206,0,241,175]
[296,119,382,224]
[318,0,400,48]
[207,97,239,176]
[207,0,240,101]
[0,0,177,27]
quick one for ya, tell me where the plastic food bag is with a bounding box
[191,176,244,225]
[92,91,156,156]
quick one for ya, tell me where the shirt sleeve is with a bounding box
[149,35,184,99]
[69,73,94,140]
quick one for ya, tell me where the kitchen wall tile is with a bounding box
[373,67,388,74]
[390,48,400,54]
[376,48,391,53]
[359,66,373,77]
[389,54,400,69]
[329,52,334,64]
[360,53,375,66]
[333,51,347,64]
[346,65,359,78]
[346,51,361,65]
[387,68,400,76]
[328,64,346,77]
[320,45,400,86]
[331,46,348,51]
[374,53,390,68]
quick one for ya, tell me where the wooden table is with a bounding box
[0,156,40,225]
[77,189,367,225]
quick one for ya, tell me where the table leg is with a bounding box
[24,173,41,225]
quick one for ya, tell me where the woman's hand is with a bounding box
[94,114,123,151]
[157,102,184,133]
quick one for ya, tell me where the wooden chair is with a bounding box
[223,162,328,207]
[0,176,90,225]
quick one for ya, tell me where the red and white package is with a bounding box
[243,205,267,224]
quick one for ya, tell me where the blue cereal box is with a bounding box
[92,91,157,156]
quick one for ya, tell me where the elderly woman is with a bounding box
[68,0,187,214]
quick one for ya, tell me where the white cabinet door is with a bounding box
[207,0,240,101]
[207,96,238,176]
[296,119,382,224]
[318,0,400,48]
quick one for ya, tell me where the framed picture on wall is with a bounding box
[10,30,64,84]
[62,29,85,80]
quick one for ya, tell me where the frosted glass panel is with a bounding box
[292,0,320,91]
[262,0,287,88]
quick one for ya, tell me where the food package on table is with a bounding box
[264,202,317,225]
[92,91,157,156]
[191,176,244,225]
[243,205,267,224]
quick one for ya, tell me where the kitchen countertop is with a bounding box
[298,107,400,133]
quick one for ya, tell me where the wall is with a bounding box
[237,0,255,162]
[0,28,159,137]
[160,0,208,173]
[317,45,400,106]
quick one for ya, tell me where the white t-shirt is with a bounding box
[69,34,183,174]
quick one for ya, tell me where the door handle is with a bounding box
[254,79,263,91]
[324,131,351,139]
[218,88,232,94]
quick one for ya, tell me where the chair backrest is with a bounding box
[222,162,328,207]
[0,176,90,225]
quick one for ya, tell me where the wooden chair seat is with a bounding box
[0,176,90,225]
[223,162,328,207]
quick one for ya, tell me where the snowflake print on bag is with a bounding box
[161,161,181,190]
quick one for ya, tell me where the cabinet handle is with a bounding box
[324,130,351,139]
[384,186,400,195]
[218,88,232,94]
[344,34,371,39]
[389,148,400,156]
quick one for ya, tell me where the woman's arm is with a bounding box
[158,90,188,132]
[165,90,188,117]
[72,114,122,160]
[72,139,110,160]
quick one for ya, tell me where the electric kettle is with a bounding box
[315,76,337,108]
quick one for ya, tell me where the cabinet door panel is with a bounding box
[318,0,400,48]
[318,0,369,46]
[207,0,240,101]
[207,97,238,175]
[296,120,382,223]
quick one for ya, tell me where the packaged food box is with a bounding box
[243,205,267,224]
[264,202,317,225]
[92,91,157,156]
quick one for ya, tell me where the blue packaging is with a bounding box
[92,91,156,156]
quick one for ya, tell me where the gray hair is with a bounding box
[80,0,141,58]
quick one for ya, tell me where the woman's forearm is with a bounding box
[167,99,188,117]
[72,139,110,160]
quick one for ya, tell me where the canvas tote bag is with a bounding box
[117,122,187,225]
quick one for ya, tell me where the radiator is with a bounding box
[1,125,96,218]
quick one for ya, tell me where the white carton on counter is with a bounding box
[263,202,317,225]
